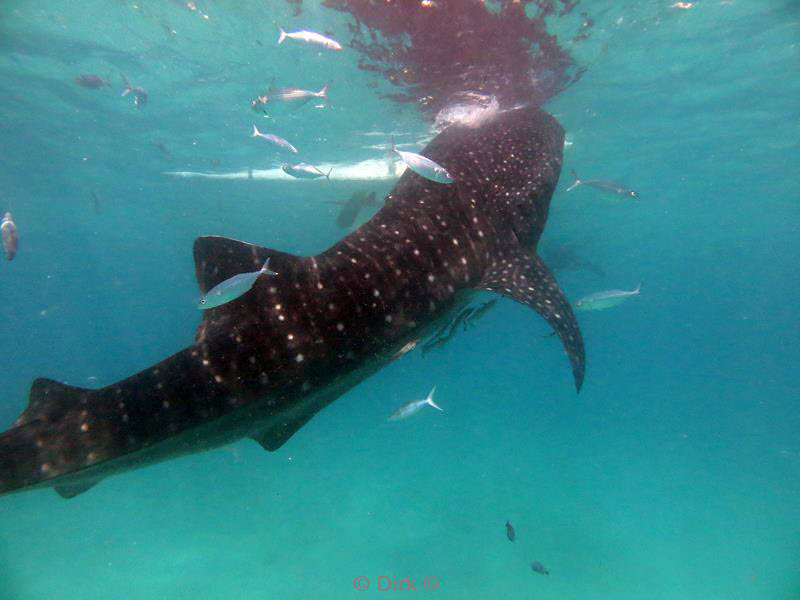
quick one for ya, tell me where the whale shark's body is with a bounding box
[0,107,584,498]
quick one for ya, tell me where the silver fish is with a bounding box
[576,283,641,311]
[198,259,277,310]
[251,81,330,113]
[565,169,638,198]
[387,386,443,421]
[278,27,343,51]
[1,212,18,261]
[282,163,332,180]
[251,124,298,153]
[389,338,419,363]
[393,143,454,184]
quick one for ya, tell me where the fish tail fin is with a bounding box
[426,386,443,411]
[278,27,287,45]
[634,282,642,294]
[260,258,278,276]
[319,81,331,99]
[565,169,581,192]
[251,123,261,138]
[388,135,400,167]
[325,168,333,180]
[1,379,105,498]
[120,74,133,96]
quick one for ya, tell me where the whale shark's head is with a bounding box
[399,106,564,250]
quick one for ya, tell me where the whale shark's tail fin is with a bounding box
[480,251,585,392]
[0,379,106,498]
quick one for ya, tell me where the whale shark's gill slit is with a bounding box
[481,251,585,392]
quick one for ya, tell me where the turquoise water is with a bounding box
[1,1,799,599]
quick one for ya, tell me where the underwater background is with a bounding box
[0,1,798,598]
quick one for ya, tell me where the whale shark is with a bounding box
[0,106,584,498]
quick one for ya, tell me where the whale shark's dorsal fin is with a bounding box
[193,235,303,293]
[480,250,585,392]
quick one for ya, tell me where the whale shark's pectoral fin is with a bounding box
[193,235,304,293]
[480,251,585,392]
[54,479,102,499]
[249,412,317,452]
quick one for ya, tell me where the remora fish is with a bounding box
[198,259,277,310]
[1,212,18,261]
[277,27,343,51]
[388,387,442,421]
[392,141,454,184]
[282,163,332,180]
[251,124,298,153]
[0,106,584,499]
[251,81,330,113]
[576,283,641,311]
[565,169,638,198]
